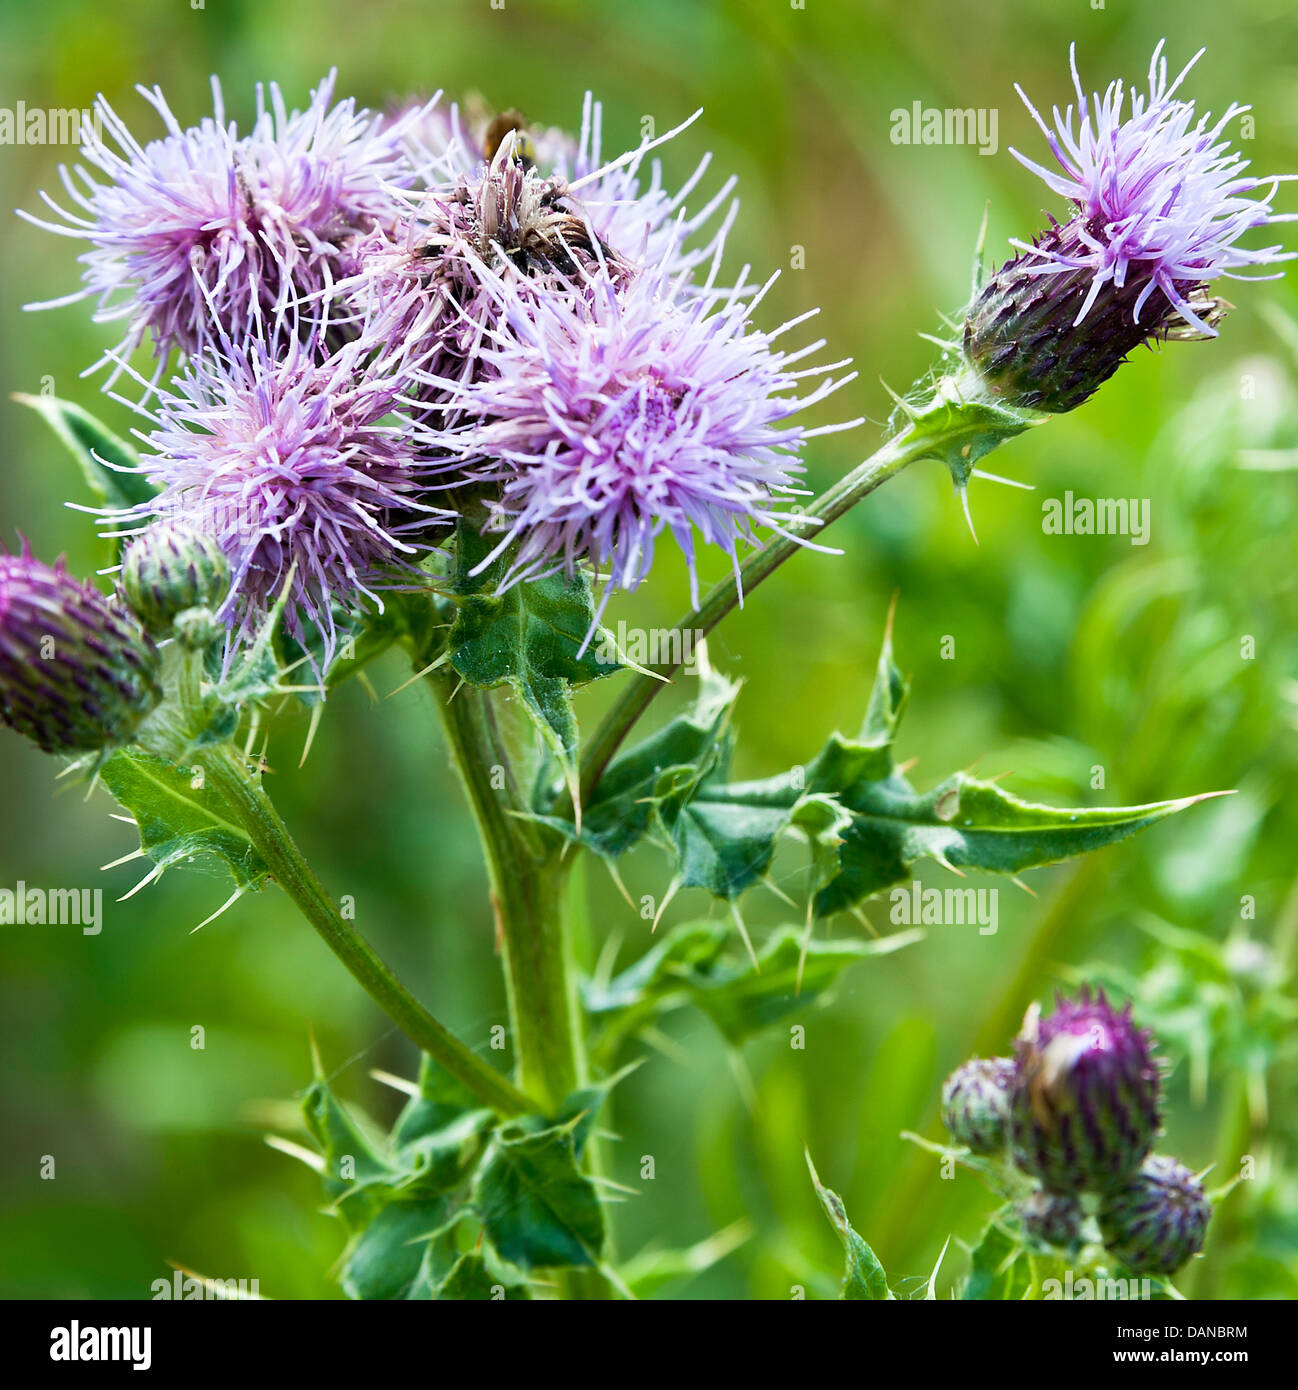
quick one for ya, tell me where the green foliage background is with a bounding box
[1,0,1295,1298]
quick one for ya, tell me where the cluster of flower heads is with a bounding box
[23,74,857,667]
[964,41,1295,412]
[941,988,1211,1276]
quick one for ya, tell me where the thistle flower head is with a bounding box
[1009,986,1162,1194]
[351,136,634,387]
[425,258,857,614]
[1017,1190,1085,1252]
[965,42,1294,412]
[22,71,444,368]
[1099,1154,1211,1275]
[941,1056,1015,1153]
[0,544,161,753]
[120,518,232,638]
[122,308,447,667]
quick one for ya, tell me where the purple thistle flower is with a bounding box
[1009,987,1162,1194]
[965,42,1294,412]
[0,544,161,753]
[941,1056,1015,1153]
[423,256,859,617]
[21,70,446,374]
[116,308,449,668]
[1099,1154,1211,1276]
[349,137,638,396]
[547,94,737,276]
[348,101,731,405]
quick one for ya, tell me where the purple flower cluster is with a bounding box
[940,988,1210,1276]
[26,76,855,660]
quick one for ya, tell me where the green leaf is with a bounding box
[448,521,618,810]
[963,1220,1032,1301]
[301,1076,397,1220]
[99,748,269,892]
[619,1221,752,1298]
[436,1252,531,1301]
[624,618,1221,919]
[806,1148,892,1300]
[339,1197,452,1300]
[15,392,157,510]
[540,665,740,859]
[473,1121,605,1270]
[393,1053,490,1148]
[815,773,1219,919]
[689,928,887,1046]
[587,923,907,1049]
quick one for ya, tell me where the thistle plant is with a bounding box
[5,42,1290,1300]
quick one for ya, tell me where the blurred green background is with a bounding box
[1,0,1296,1299]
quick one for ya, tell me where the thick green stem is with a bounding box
[198,742,533,1118]
[578,430,923,802]
[429,676,586,1114]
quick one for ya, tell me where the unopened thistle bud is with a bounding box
[965,43,1292,414]
[1098,1154,1211,1275]
[941,1057,1015,1153]
[1017,1190,1084,1252]
[1009,987,1161,1194]
[121,520,230,638]
[0,548,162,753]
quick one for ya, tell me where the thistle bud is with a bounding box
[963,43,1291,415]
[963,221,1225,414]
[0,548,162,753]
[941,1057,1015,1153]
[1017,1190,1084,1252]
[1099,1154,1211,1275]
[120,520,230,638]
[1009,987,1161,1194]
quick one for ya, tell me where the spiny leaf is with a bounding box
[14,392,157,510]
[816,777,1225,919]
[448,521,618,812]
[535,664,740,859]
[339,1197,454,1300]
[806,1148,892,1300]
[963,1220,1032,1301]
[99,747,269,892]
[435,1252,531,1301]
[586,923,907,1048]
[473,1121,605,1271]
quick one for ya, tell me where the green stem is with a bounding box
[429,676,586,1114]
[579,428,925,802]
[199,742,533,1118]
[429,673,616,1299]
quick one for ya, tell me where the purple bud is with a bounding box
[941,1057,1015,1153]
[0,547,162,753]
[1009,987,1161,1194]
[1017,1190,1084,1252]
[121,519,231,638]
[964,218,1226,413]
[965,43,1292,414]
[1099,1154,1211,1275]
